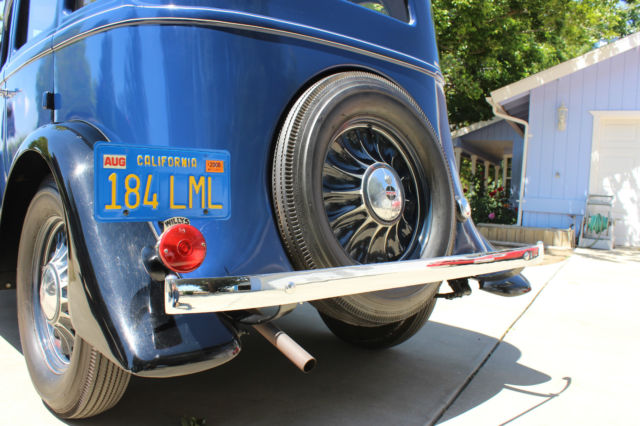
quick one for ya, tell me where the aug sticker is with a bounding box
[103,154,127,169]
[206,160,224,173]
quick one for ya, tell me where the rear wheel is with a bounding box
[17,178,129,419]
[319,294,438,349]
[272,72,454,346]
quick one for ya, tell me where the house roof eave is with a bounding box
[451,117,503,139]
[490,32,640,105]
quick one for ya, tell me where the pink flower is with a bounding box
[489,190,497,197]
[498,186,504,192]
[488,212,496,220]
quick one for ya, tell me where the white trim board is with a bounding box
[590,111,640,119]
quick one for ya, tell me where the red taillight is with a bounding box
[158,224,206,273]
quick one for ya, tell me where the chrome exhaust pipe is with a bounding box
[252,322,316,373]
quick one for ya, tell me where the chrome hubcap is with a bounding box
[322,124,423,264]
[40,264,60,322]
[363,163,404,224]
[34,219,74,374]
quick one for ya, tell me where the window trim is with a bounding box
[0,0,16,68]
[14,0,29,50]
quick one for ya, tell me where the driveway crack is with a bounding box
[431,261,569,425]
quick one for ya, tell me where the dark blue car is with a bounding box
[0,0,542,418]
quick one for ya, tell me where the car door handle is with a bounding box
[0,89,20,99]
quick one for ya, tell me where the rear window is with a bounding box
[349,0,410,22]
[15,0,58,48]
[66,0,98,12]
[26,0,57,40]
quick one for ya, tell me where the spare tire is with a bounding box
[272,72,454,327]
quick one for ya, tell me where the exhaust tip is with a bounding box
[302,358,317,373]
[253,322,316,373]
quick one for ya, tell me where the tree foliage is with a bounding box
[432,0,640,128]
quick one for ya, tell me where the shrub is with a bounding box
[458,157,516,225]
[466,175,516,224]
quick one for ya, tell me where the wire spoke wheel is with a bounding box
[322,124,423,264]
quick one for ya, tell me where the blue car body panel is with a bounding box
[0,0,500,376]
[50,1,449,283]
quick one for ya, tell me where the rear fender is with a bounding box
[1,122,239,376]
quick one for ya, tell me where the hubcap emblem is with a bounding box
[363,163,404,223]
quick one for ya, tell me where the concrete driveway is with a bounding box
[1,248,638,425]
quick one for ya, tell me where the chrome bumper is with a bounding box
[165,243,543,314]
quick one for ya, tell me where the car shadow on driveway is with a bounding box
[72,305,550,425]
[1,291,550,426]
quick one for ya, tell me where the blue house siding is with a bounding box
[522,46,640,229]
